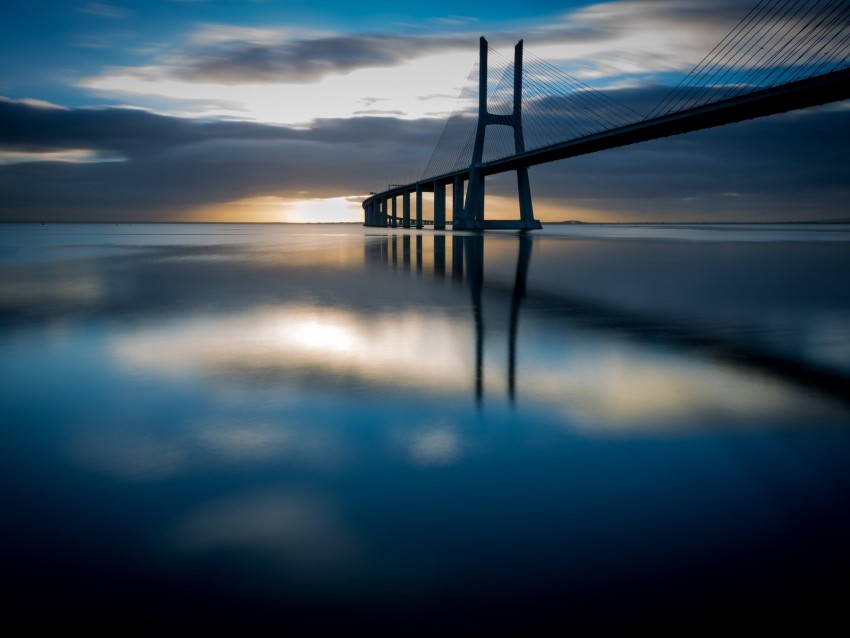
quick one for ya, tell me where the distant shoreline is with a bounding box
[546,219,850,226]
[3,219,850,226]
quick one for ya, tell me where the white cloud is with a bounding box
[73,1,749,125]
[0,149,126,164]
[79,49,475,125]
[77,2,133,18]
[0,96,68,110]
[529,0,733,80]
[188,23,302,46]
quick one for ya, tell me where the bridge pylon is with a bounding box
[454,37,542,230]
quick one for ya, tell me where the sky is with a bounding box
[0,0,848,223]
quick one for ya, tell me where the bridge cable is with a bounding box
[650,0,800,115]
[754,0,846,88]
[646,0,775,118]
[648,0,850,118]
[664,0,803,113]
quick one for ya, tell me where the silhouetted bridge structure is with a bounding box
[363,0,850,230]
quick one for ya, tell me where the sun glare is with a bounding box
[280,197,363,223]
[183,195,364,223]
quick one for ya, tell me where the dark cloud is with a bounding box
[523,104,850,220]
[0,92,848,222]
[0,98,443,220]
[174,34,475,84]
[170,15,627,86]
[0,98,284,155]
[0,98,441,156]
[165,1,767,86]
[0,138,420,219]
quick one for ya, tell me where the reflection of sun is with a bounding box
[111,304,473,394]
[290,319,357,354]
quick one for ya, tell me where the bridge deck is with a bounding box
[364,66,850,208]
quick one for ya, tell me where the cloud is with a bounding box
[172,33,475,85]
[79,49,479,124]
[0,96,446,219]
[1,93,848,222]
[0,96,441,155]
[70,1,808,128]
[522,103,850,219]
[0,96,291,156]
[111,16,608,92]
[0,149,125,164]
[503,0,849,92]
[77,2,133,19]
[162,1,758,88]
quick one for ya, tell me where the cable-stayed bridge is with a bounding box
[363,0,850,230]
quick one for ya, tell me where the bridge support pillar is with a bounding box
[381,198,388,227]
[517,167,535,226]
[402,191,411,228]
[460,37,542,230]
[391,196,398,228]
[434,181,446,230]
[463,166,485,229]
[452,176,465,227]
[415,184,423,229]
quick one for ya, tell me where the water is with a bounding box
[2,222,849,630]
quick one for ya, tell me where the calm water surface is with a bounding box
[2,222,849,630]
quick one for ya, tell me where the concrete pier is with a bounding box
[402,191,411,228]
[434,182,446,230]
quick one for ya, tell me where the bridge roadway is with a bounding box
[363,66,850,227]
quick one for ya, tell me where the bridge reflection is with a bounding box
[365,230,850,409]
[366,232,532,407]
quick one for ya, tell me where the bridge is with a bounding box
[363,0,850,230]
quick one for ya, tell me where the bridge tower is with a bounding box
[454,37,542,230]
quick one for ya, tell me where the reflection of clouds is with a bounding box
[73,427,187,481]
[170,489,358,578]
[104,304,845,437]
[399,424,464,466]
[72,416,341,481]
[519,336,834,431]
[194,418,339,467]
[194,420,297,462]
[0,268,104,306]
[109,304,473,394]
[99,304,831,442]
[801,312,850,373]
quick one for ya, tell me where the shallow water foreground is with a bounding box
[1,222,849,630]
